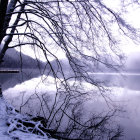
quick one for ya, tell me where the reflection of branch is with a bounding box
[61,108,86,128]
[19,93,35,112]
[19,91,25,113]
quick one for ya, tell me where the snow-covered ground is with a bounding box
[0,97,56,140]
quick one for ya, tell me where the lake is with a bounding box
[1,72,140,139]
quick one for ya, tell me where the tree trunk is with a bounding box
[0,0,8,44]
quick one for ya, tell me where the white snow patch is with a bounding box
[0,97,56,140]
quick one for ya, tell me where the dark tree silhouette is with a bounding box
[0,0,8,43]
[0,0,139,139]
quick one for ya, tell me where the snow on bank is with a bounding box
[0,97,11,140]
[0,97,56,140]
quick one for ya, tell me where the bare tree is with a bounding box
[0,0,139,139]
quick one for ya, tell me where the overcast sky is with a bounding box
[104,0,140,54]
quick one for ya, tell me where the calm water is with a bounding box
[1,71,140,90]
[1,72,140,140]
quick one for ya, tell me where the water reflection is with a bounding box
[1,71,140,91]
[2,73,140,140]
[0,48,46,90]
[0,69,42,90]
[89,73,140,90]
[2,49,140,139]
